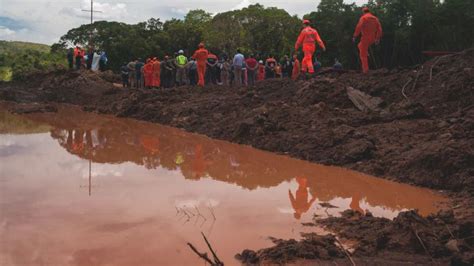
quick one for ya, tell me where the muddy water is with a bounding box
[0,106,446,266]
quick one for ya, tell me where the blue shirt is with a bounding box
[233,53,244,67]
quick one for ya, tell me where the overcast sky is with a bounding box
[0,0,367,45]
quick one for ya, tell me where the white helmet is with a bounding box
[178,50,184,54]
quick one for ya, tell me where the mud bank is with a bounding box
[0,50,473,265]
[237,209,473,265]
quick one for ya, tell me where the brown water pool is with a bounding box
[0,106,447,265]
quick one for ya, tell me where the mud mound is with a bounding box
[236,234,345,264]
[237,210,473,265]
[0,69,116,105]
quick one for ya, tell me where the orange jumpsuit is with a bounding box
[292,58,301,80]
[295,26,325,74]
[288,177,316,220]
[192,48,209,87]
[257,64,265,81]
[354,13,383,73]
[152,60,161,87]
[140,135,160,155]
[143,60,154,87]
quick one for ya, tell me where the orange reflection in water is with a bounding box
[0,106,447,266]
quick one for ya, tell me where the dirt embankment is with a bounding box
[1,50,473,265]
[237,209,473,265]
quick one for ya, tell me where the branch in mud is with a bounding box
[187,232,224,266]
[334,237,356,266]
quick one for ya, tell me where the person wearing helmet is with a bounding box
[353,7,383,74]
[192,43,209,87]
[176,50,188,86]
[257,60,265,81]
[295,19,326,77]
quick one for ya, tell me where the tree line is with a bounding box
[43,0,474,72]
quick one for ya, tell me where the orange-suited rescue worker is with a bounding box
[291,55,301,80]
[143,58,154,89]
[192,43,209,87]
[74,45,84,70]
[353,7,382,74]
[152,57,161,88]
[295,19,326,76]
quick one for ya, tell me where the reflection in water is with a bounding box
[36,107,444,217]
[0,107,447,266]
[289,177,316,220]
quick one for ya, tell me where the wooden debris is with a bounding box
[346,86,383,112]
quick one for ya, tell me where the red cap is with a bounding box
[303,19,310,25]
[362,7,370,13]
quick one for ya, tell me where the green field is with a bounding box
[0,41,66,81]
[0,41,51,54]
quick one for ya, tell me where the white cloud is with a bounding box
[0,26,15,37]
[232,0,252,11]
[1,0,368,45]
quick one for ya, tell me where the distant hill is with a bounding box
[0,41,65,81]
[0,41,51,54]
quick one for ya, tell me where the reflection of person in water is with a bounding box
[350,194,365,215]
[191,144,206,180]
[289,177,316,220]
[140,135,160,156]
[72,130,85,153]
[139,135,161,169]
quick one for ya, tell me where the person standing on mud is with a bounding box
[206,52,218,85]
[170,53,178,87]
[74,45,84,70]
[257,60,265,81]
[99,51,108,71]
[232,49,245,87]
[127,60,136,87]
[86,49,93,70]
[160,56,170,88]
[175,50,188,86]
[245,54,258,86]
[143,58,154,89]
[192,43,209,87]
[220,57,231,86]
[135,58,144,88]
[152,57,161,88]
[295,19,326,77]
[67,48,74,70]
[186,57,198,86]
[291,55,301,80]
[120,62,130,88]
[265,56,277,79]
[353,7,383,74]
[280,55,292,78]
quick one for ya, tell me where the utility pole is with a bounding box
[81,0,102,50]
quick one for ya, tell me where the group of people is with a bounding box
[67,45,108,72]
[120,7,381,89]
[120,50,320,89]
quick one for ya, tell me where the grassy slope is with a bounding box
[0,41,65,81]
[0,41,51,54]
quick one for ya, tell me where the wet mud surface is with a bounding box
[0,50,473,265]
